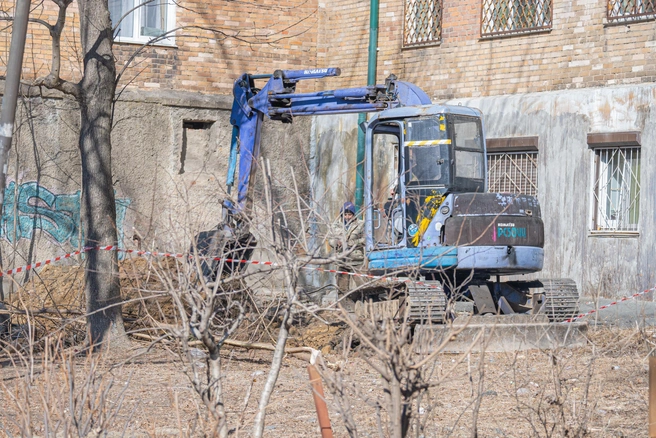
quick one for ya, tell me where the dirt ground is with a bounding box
[0,261,652,437]
[0,324,651,437]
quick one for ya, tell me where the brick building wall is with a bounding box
[0,0,652,296]
[320,0,656,100]
[315,0,369,87]
[0,0,319,94]
[2,1,651,99]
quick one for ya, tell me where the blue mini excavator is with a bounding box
[197,68,579,323]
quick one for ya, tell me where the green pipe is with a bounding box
[355,0,379,211]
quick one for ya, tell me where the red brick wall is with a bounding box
[316,0,369,88]
[2,0,655,98]
[0,0,319,94]
[321,0,656,100]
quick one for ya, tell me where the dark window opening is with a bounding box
[180,120,214,174]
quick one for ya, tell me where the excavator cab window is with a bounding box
[402,114,485,193]
[399,114,485,247]
[404,116,451,187]
[451,115,485,192]
[406,117,446,141]
[370,122,404,249]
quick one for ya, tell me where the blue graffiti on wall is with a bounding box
[1,182,131,250]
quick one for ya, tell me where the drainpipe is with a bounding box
[355,0,379,211]
[0,0,31,301]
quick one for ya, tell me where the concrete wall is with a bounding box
[2,89,313,290]
[459,84,655,297]
[4,82,652,299]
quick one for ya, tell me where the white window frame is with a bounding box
[590,146,641,234]
[110,0,177,46]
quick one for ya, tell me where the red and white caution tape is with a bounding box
[563,285,656,323]
[0,245,442,292]
[3,245,653,325]
[0,249,88,277]
[116,246,441,290]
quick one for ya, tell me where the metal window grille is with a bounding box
[481,0,552,37]
[592,147,641,232]
[404,0,443,47]
[487,152,538,196]
[607,0,656,22]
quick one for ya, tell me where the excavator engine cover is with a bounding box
[443,193,544,247]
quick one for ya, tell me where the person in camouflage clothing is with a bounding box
[328,201,364,294]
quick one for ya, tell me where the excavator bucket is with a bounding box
[192,227,257,281]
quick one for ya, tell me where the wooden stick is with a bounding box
[130,333,342,370]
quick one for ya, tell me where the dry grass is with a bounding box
[0,327,650,437]
[0,262,652,437]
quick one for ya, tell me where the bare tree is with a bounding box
[1,0,316,349]
[1,336,132,436]
[142,158,324,436]
[10,0,126,348]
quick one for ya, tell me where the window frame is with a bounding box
[588,132,642,235]
[403,0,443,48]
[607,0,656,24]
[486,136,539,196]
[111,0,177,46]
[480,0,553,39]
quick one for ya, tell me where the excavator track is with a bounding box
[406,282,447,323]
[540,278,580,322]
[352,281,447,323]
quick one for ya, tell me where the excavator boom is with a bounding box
[226,68,431,213]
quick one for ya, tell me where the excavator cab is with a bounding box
[365,105,486,255]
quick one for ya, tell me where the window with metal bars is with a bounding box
[592,147,641,233]
[481,0,552,38]
[607,0,656,22]
[403,0,443,47]
[487,151,538,196]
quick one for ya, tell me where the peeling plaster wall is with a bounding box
[311,113,360,222]
[2,90,313,292]
[452,84,656,297]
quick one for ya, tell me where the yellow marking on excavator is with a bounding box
[404,139,452,146]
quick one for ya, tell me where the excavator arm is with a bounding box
[195,68,430,280]
[225,67,431,214]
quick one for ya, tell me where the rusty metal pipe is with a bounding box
[308,364,333,438]
[650,356,656,437]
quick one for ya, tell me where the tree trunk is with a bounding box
[77,0,126,348]
[208,347,229,438]
[252,270,295,438]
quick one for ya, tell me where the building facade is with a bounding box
[0,0,653,297]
